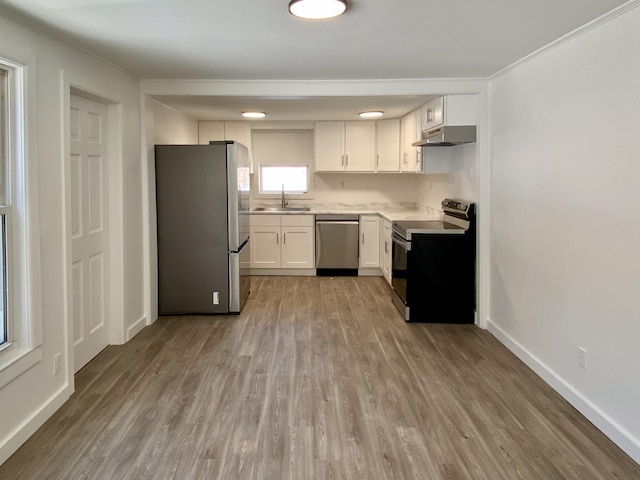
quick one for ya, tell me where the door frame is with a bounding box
[61,78,125,391]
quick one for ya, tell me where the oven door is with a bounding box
[392,232,410,304]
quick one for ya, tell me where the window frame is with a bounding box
[0,55,42,387]
[0,66,12,352]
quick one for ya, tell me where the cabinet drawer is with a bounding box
[282,214,314,227]
[250,214,281,226]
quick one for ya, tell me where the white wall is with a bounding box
[153,100,198,144]
[488,4,640,462]
[0,13,143,463]
[415,143,479,209]
[312,172,417,206]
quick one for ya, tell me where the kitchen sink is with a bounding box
[253,207,311,212]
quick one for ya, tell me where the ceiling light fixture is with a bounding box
[359,111,384,118]
[288,0,347,20]
[242,111,266,118]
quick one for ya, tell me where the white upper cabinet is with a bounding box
[400,110,421,172]
[315,122,346,171]
[375,119,400,172]
[315,121,376,172]
[421,97,445,132]
[199,121,254,172]
[420,95,477,132]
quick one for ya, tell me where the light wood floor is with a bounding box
[1,276,639,479]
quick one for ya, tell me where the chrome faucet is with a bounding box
[281,184,288,208]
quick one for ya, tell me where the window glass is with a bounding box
[260,165,309,194]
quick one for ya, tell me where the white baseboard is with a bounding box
[357,268,383,277]
[0,383,71,465]
[127,314,148,341]
[487,319,640,465]
[249,268,316,276]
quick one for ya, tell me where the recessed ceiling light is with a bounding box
[359,111,384,118]
[242,111,266,118]
[288,0,347,20]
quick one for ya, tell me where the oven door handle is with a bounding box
[392,232,411,251]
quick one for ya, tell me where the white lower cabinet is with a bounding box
[250,214,314,271]
[281,226,314,268]
[380,219,392,284]
[359,215,380,268]
[250,223,281,268]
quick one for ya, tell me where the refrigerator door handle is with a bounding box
[229,237,249,254]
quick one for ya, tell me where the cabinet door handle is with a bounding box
[276,233,279,244]
[427,107,434,123]
[362,233,365,244]
[345,154,349,167]
[376,154,380,167]
[385,240,388,254]
[283,233,286,245]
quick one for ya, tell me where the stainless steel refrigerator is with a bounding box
[155,141,251,314]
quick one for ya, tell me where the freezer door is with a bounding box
[155,144,230,314]
[229,238,250,313]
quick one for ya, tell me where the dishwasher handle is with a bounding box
[315,220,359,225]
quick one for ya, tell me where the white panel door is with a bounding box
[71,93,109,372]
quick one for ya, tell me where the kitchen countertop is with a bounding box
[248,204,443,222]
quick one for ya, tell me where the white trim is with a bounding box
[105,102,125,345]
[140,78,486,97]
[357,268,382,277]
[0,346,40,389]
[140,93,157,328]
[476,85,491,330]
[490,0,640,80]
[126,314,147,342]
[487,319,640,465]
[0,382,71,465]
[0,53,44,386]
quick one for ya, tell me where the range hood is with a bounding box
[413,126,476,147]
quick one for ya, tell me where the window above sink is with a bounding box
[252,129,315,199]
[260,165,309,195]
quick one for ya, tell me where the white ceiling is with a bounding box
[0,0,628,120]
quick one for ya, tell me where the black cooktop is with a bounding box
[392,220,465,239]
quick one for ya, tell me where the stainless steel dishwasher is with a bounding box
[315,214,360,275]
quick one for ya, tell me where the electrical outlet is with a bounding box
[53,353,62,375]
[212,291,219,305]
[578,347,587,370]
